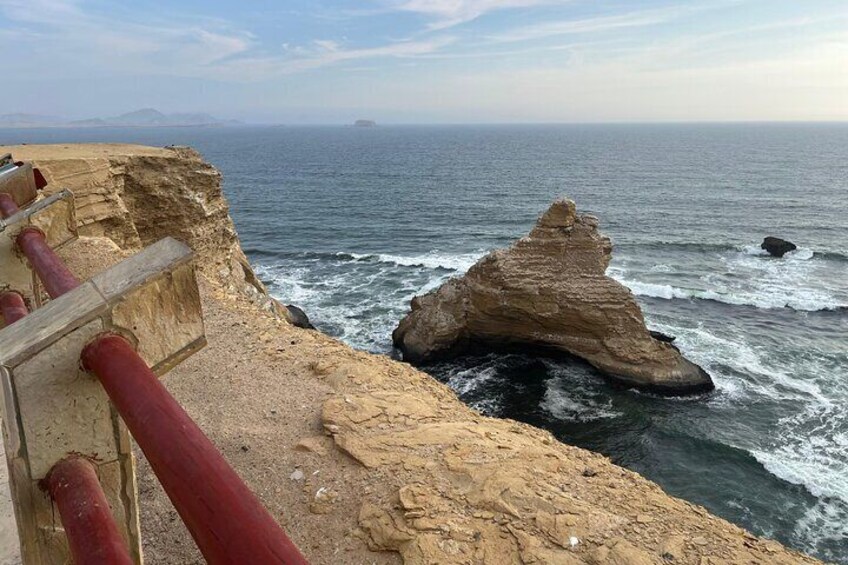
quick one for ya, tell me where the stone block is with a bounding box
[0,190,77,313]
[0,162,39,209]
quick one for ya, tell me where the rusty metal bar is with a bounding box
[15,227,80,298]
[81,334,309,565]
[0,291,28,325]
[44,457,134,565]
[0,192,18,217]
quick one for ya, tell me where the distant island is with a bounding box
[0,108,240,128]
[353,119,377,127]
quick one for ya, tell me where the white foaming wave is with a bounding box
[649,317,848,553]
[614,243,845,311]
[742,244,769,256]
[540,361,622,422]
[446,365,498,396]
[614,275,844,312]
[752,402,848,518]
[375,251,484,272]
[644,318,830,403]
[742,245,815,261]
[541,379,622,422]
[794,497,848,561]
[253,264,316,304]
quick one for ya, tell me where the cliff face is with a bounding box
[0,144,817,564]
[394,199,713,394]
[2,143,283,317]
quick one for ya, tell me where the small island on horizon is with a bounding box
[353,119,377,127]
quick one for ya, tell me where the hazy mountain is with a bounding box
[70,108,240,127]
[0,113,67,127]
[0,108,239,128]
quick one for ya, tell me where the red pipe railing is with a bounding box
[81,335,308,565]
[1,191,132,562]
[0,291,28,325]
[2,165,308,563]
[0,192,18,217]
[44,457,135,565]
[16,227,80,298]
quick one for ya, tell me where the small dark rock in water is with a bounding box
[761,236,797,257]
[286,304,315,329]
[650,330,676,343]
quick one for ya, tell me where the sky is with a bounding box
[0,0,846,123]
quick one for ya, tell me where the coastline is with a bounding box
[0,143,823,564]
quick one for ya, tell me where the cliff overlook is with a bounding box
[0,144,818,564]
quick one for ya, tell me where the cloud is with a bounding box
[210,36,456,80]
[387,0,568,29]
[0,0,454,81]
[486,8,681,43]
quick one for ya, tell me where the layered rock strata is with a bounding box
[4,143,293,321]
[394,199,713,395]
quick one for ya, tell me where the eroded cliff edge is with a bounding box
[393,199,713,395]
[1,144,817,564]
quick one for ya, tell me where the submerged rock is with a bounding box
[761,236,797,257]
[393,198,713,395]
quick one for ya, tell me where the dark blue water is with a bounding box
[3,124,847,562]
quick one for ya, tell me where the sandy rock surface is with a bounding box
[0,144,820,564]
[394,199,713,395]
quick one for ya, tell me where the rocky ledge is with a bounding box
[394,199,713,395]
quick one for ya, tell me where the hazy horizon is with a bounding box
[2,0,846,124]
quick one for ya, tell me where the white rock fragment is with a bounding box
[289,469,304,481]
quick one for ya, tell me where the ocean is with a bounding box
[2,124,846,562]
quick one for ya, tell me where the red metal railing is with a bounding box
[0,192,18,217]
[16,227,80,298]
[45,457,135,565]
[0,192,135,564]
[0,179,309,563]
[82,336,307,564]
[0,290,28,325]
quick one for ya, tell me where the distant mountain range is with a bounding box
[0,108,241,128]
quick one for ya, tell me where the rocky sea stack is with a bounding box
[761,236,797,257]
[393,198,714,395]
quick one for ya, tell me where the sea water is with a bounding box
[3,123,846,562]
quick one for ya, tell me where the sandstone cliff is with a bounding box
[3,143,284,318]
[394,199,713,395]
[0,144,816,564]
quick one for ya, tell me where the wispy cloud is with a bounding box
[385,0,569,30]
[0,0,454,81]
[486,7,682,43]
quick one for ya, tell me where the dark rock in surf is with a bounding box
[286,304,315,330]
[761,237,797,257]
[650,330,676,343]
